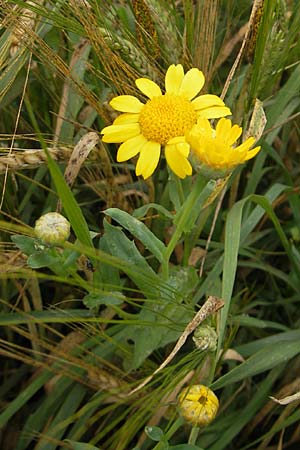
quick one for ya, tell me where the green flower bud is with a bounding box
[193,324,218,352]
[35,212,70,245]
[178,384,219,426]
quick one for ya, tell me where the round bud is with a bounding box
[35,212,70,245]
[178,384,219,426]
[193,324,218,352]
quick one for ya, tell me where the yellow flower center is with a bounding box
[139,94,197,144]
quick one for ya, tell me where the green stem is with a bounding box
[163,176,208,267]
[164,220,186,265]
[161,258,169,280]
[161,176,216,279]
[183,207,211,266]
[175,175,185,205]
[206,353,217,385]
[188,425,200,445]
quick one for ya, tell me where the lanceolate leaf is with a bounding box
[212,340,300,390]
[105,208,166,263]
[45,150,93,248]
[220,188,298,347]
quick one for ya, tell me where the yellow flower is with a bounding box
[187,117,261,172]
[101,64,231,179]
[178,384,219,427]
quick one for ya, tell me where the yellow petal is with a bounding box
[226,124,242,145]
[113,113,140,125]
[117,134,147,162]
[179,68,205,100]
[197,106,231,119]
[235,136,256,153]
[165,64,184,94]
[136,141,161,179]
[101,124,141,143]
[245,146,261,160]
[110,95,144,113]
[192,94,225,110]
[193,117,212,136]
[165,142,192,178]
[167,137,190,157]
[167,136,185,145]
[167,136,190,158]
[216,118,231,137]
[136,78,162,98]
[177,142,190,158]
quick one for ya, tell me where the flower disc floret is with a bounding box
[139,94,197,144]
[187,117,261,171]
[101,64,231,179]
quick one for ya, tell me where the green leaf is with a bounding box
[170,446,204,450]
[230,315,289,332]
[11,235,36,255]
[220,187,298,348]
[209,367,282,450]
[265,62,300,136]
[102,220,154,270]
[235,329,300,358]
[29,384,87,450]
[0,370,53,428]
[45,149,93,248]
[27,251,60,269]
[105,208,166,263]
[124,267,196,370]
[102,220,160,298]
[0,310,94,326]
[144,425,165,441]
[0,44,29,101]
[58,43,91,142]
[194,182,288,306]
[212,340,300,390]
[83,291,124,309]
[133,203,174,220]
[241,184,287,240]
[64,440,100,450]
[249,0,277,100]
[173,178,216,233]
[251,407,300,448]
[16,376,75,450]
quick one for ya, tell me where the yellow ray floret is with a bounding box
[101,64,231,179]
[186,117,261,170]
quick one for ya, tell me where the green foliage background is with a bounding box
[0,1,300,449]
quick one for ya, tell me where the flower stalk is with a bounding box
[162,175,215,279]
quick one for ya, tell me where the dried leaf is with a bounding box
[245,98,267,141]
[270,391,300,405]
[64,132,99,188]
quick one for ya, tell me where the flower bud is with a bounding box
[35,212,70,245]
[178,384,219,426]
[193,324,218,352]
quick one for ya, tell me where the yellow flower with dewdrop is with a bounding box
[101,64,231,179]
[187,117,261,174]
[178,384,219,427]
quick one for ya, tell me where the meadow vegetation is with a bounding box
[0,1,300,449]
